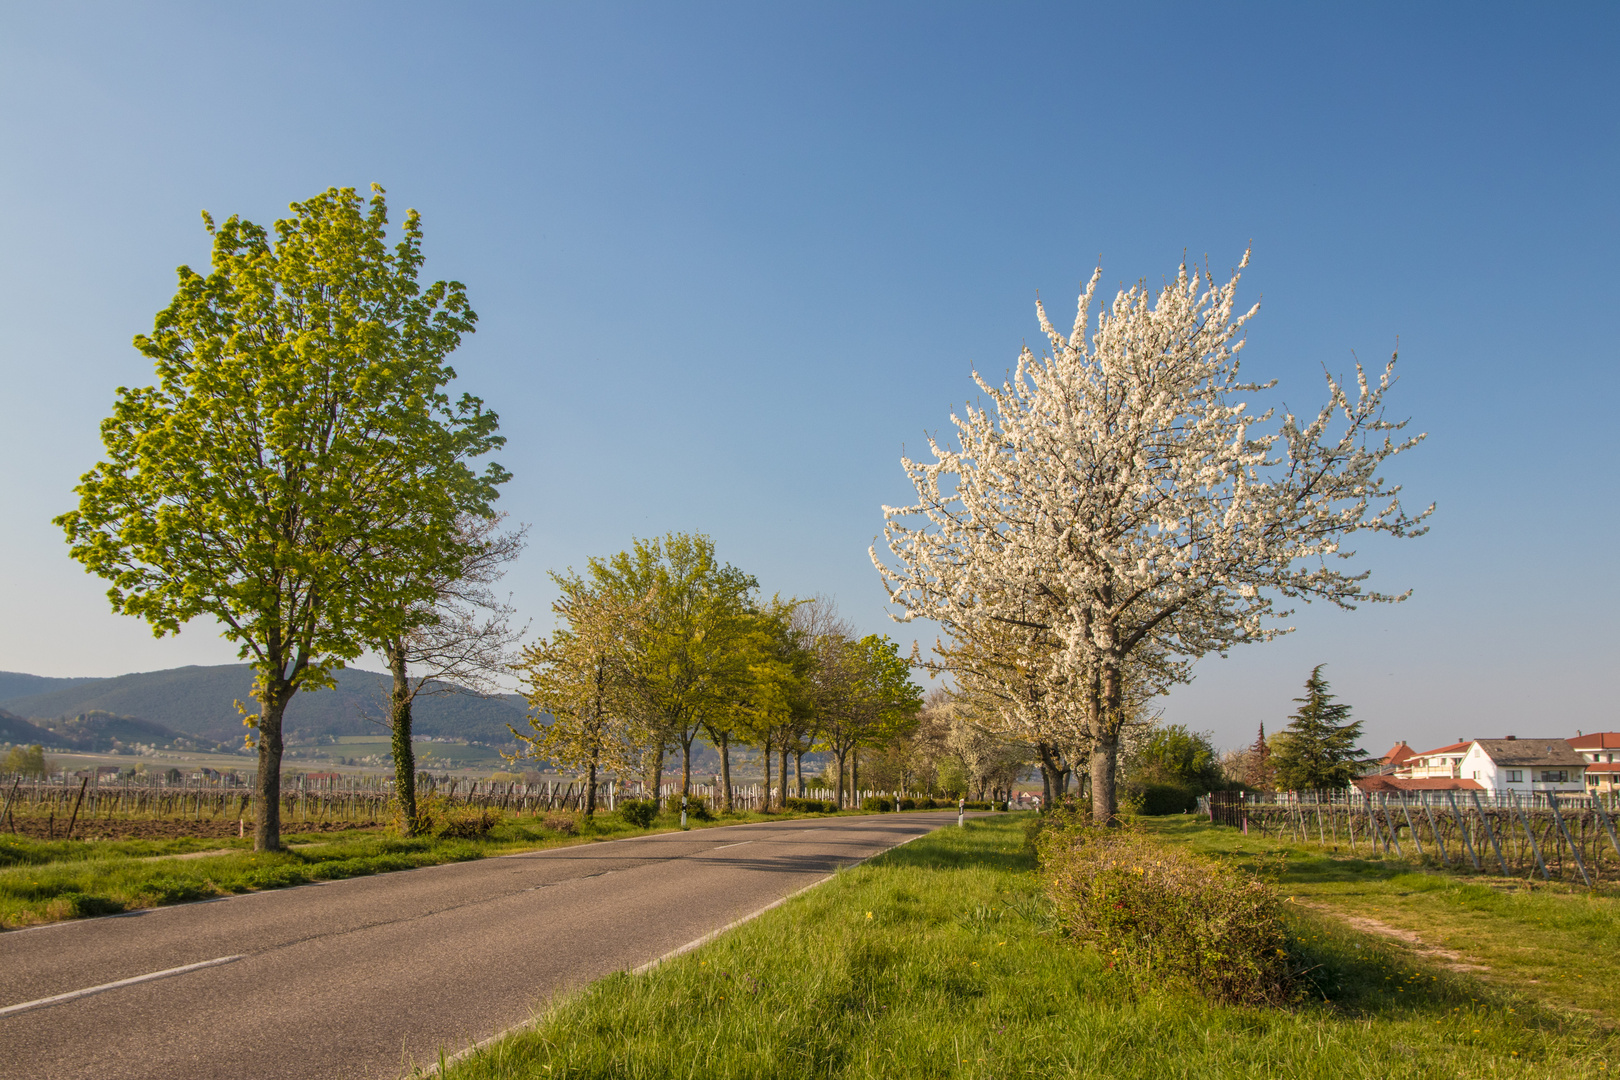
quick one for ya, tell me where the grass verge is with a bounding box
[436,815,1615,1080]
[0,805,900,930]
[1142,815,1620,1025]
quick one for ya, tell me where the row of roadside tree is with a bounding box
[514,532,923,814]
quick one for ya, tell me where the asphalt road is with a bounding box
[0,811,966,1079]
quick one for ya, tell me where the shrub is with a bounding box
[861,796,895,812]
[437,807,502,839]
[617,800,657,828]
[784,797,838,814]
[1037,820,1296,1006]
[1125,781,1200,816]
[680,796,714,821]
[542,812,579,835]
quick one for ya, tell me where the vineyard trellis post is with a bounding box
[1379,794,1405,858]
[1447,790,1483,871]
[1420,799,1448,866]
[1399,798,1424,859]
[1546,792,1590,887]
[1508,791,1550,880]
[1469,790,1509,875]
[1591,792,1620,862]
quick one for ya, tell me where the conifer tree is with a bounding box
[1271,666,1368,790]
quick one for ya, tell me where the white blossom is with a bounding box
[873,251,1430,821]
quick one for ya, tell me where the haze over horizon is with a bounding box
[2,4,1615,756]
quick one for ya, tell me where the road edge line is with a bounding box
[0,954,245,1019]
[416,829,933,1076]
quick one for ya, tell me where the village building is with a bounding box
[1458,738,1586,793]
[1568,732,1620,793]
[1393,741,1472,781]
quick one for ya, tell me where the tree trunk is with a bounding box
[680,734,693,796]
[779,744,790,808]
[835,748,847,808]
[650,749,664,809]
[718,733,733,811]
[586,753,598,816]
[1090,729,1119,825]
[795,751,804,798]
[254,679,292,852]
[851,747,859,807]
[1037,743,1056,812]
[761,735,772,812]
[388,642,418,837]
[1090,649,1126,824]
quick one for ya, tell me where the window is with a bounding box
[1538,770,1569,784]
[1506,770,1523,783]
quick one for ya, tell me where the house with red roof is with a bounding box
[1387,737,1586,794]
[1393,741,1473,781]
[1568,732,1620,793]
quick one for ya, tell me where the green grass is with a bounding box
[0,806,871,929]
[1141,816,1620,1023]
[435,815,1616,1080]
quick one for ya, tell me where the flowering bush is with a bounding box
[1038,820,1296,1005]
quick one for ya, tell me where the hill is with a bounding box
[0,664,529,746]
[0,708,55,747]
[0,705,224,754]
[0,672,100,703]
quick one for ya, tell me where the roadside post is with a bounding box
[958,797,965,827]
[681,794,688,829]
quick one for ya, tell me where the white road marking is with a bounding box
[707,840,753,851]
[0,954,246,1019]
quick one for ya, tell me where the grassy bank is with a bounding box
[1142,815,1620,1024]
[436,815,1614,1080]
[0,805,889,929]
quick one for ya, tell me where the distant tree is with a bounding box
[1270,666,1368,790]
[2,744,50,778]
[576,533,757,802]
[1132,724,1223,790]
[516,569,648,816]
[813,633,923,807]
[56,186,504,851]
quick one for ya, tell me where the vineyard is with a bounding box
[1205,788,1620,886]
[0,773,867,840]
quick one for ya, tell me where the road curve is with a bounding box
[0,811,966,1079]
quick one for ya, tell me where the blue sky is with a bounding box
[1,3,1615,755]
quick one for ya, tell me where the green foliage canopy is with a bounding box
[1133,724,1223,789]
[55,185,505,848]
[1270,665,1368,791]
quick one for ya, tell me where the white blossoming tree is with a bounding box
[874,251,1430,823]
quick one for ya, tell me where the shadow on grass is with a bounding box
[865,816,1037,875]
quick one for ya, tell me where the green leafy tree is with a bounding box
[814,633,923,807]
[56,185,503,851]
[2,744,51,777]
[380,514,523,836]
[1270,666,1368,791]
[718,598,811,811]
[588,532,757,800]
[1133,724,1223,789]
[516,569,648,816]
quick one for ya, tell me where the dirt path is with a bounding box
[1300,902,1490,972]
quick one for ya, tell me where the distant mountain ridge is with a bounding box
[0,707,225,754]
[0,665,529,746]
